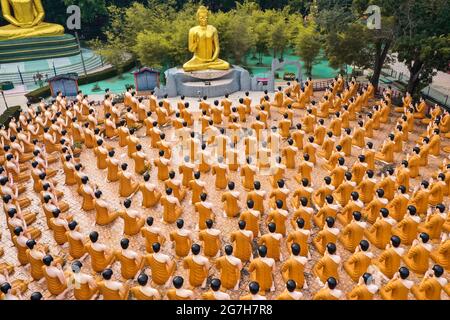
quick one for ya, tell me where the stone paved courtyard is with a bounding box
[1,90,449,300]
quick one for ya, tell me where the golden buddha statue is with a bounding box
[183,6,230,72]
[0,0,64,40]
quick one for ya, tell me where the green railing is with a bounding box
[25,58,137,103]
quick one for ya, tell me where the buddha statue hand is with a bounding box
[0,0,65,40]
[190,33,199,51]
[18,22,33,28]
[32,12,44,26]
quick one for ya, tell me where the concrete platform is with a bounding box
[164,66,251,98]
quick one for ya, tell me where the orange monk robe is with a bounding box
[313,253,341,284]
[380,278,413,300]
[339,220,367,253]
[258,233,283,262]
[198,228,221,258]
[343,250,374,282]
[145,253,176,286]
[403,242,432,275]
[372,246,405,279]
[248,257,275,292]
[412,276,449,300]
[183,254,209,288]
[215,255,242,290]
[230,229,253,262]
[281,255,307,289]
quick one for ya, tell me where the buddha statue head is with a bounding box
[197,6,209,27]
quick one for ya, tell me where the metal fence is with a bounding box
[0,51,104,87]
[381,68,410,83]
[313,79,334,91]
[422,86,450,108]
[381,67,449,108]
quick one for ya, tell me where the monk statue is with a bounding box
[183,6,230,72]
[0,0,64,40]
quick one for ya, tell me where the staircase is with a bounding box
[0,34,81,63]
[0,50,105,86]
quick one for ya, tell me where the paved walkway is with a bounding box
[1,85,28,113]
[389,56,450,95]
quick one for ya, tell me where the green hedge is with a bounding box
[25,58,137,103]
[26,86,51,102]
[0,105,21,128]
[0,81,14,91]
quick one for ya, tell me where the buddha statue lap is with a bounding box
[0,0,64,41]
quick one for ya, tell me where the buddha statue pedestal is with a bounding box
[161,6,251,98]
[164,66,251,98]
[0,34,80,63]
[0,0,79,63]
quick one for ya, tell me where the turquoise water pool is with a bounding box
[78,72,136,95]
[245,51,351,80]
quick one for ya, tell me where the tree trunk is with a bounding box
[407,60,424,95]
[371,40,391,91]
[305,62,312,78]
[235,54,242,65]
[340,64,346,77]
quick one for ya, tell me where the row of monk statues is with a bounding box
[0,74,449,300]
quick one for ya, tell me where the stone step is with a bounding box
[0,34,76,48]
[0,34,80,63]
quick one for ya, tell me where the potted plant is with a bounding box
[92,83,102,92]
[112,94,125,104]
[0,81,14,91]
[283,72,296,81]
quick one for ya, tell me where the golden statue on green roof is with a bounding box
[0,0,64,41]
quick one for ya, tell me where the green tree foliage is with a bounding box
[324,23,373,72]
[354,1,400,89]
[90,37,127,75]
[394,0,450,95]
[6,0,446,94]
[39,0,149,40]
[252,10,272,65]
[212,1,258,65]
[266,9,292,60]
[316,0,400,88]
[96,1,297,71]
[88,5,129,71]
[132,2,196,68]
[294,20,322,77]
